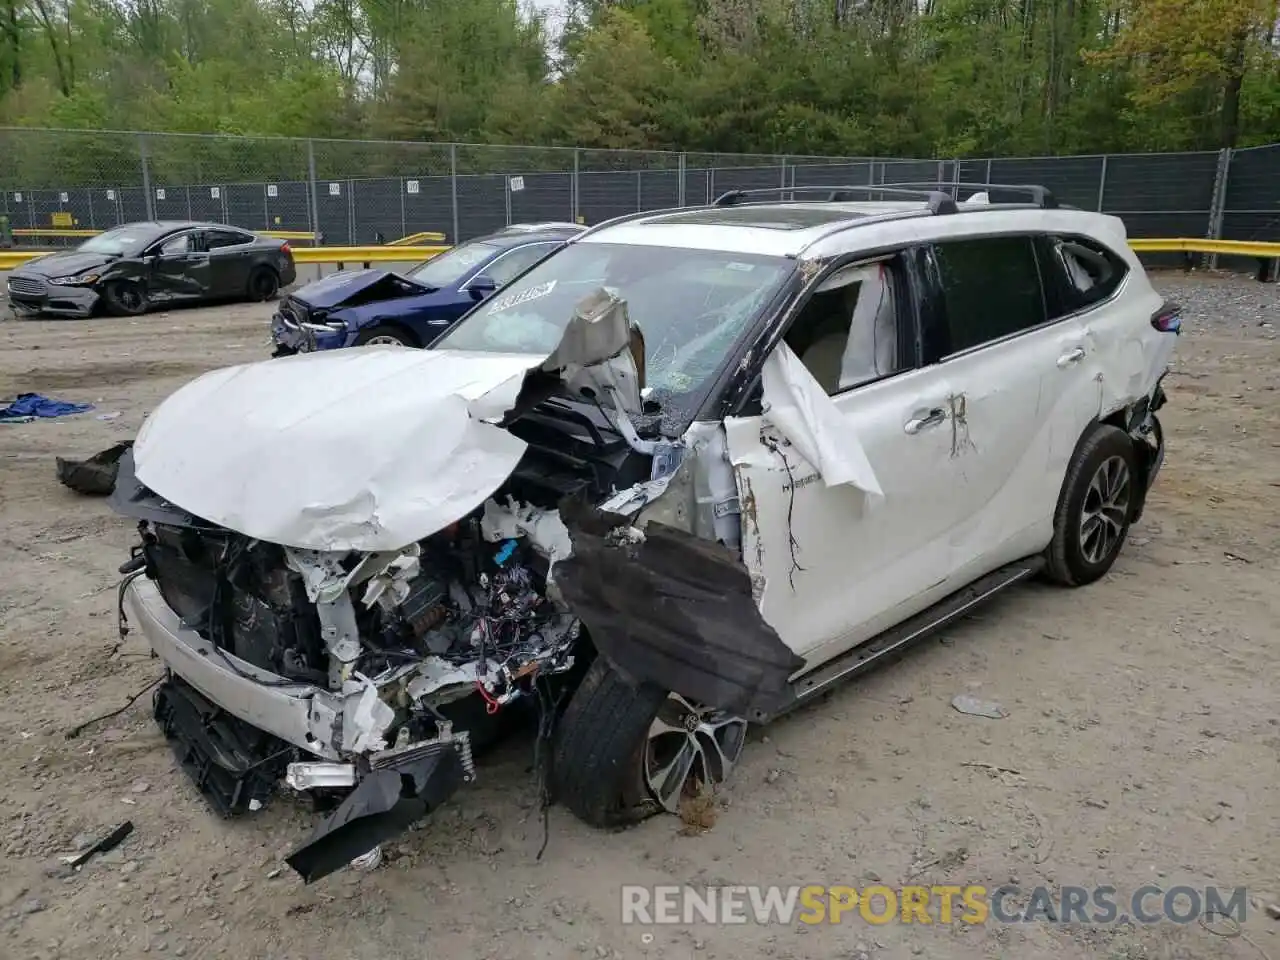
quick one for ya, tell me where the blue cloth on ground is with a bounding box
[0,393,95,422]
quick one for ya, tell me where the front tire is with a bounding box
[1045,424,1139,586]
[551,657,747,828]
[102,281,148,317]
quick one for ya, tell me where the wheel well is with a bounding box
[1100,409,1127,432]
[1089,406,1156,522]
[360,319,420,346]
[104,277,146,298]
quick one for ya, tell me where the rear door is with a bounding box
[917,233,1100,578]
[204,228,258,297]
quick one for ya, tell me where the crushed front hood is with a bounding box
[289,269,420,309]
[133,347,545,552]
[14,251,114,278]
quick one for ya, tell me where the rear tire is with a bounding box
[1045,424,1139,586]
[102,281,148,317]
[247,267,280,302]
[353,324,417,347]
[551,657,747,828]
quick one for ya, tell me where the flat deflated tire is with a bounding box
[1045,424,1139,586]
[551,657,667,828]
[552,656,750,829]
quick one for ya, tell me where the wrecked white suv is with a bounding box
[111,184,1179,881]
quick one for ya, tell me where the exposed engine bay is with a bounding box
[136,495,581,754]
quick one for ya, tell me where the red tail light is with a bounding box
[280,242,292,256]
[1150,301,1181,334]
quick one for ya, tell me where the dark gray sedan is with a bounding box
[6,221,297,318]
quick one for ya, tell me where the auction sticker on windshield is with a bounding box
[489,280,557,314]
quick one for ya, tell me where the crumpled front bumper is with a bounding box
[270,308,350,355]
[123,576,344,757]
[6,277,100,318]
[123,575,474,883]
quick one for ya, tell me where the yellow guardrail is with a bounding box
[12,228,102,238]
[388,231,448,246]
[0,250,45,269]
[291,245,448,265]
[1128,238,1280,258]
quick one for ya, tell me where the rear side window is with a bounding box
[933,236,1046,355]
[207,229,254,250]
[1047,236,1128,314]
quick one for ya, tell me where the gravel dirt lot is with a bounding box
[1,274,1277,960]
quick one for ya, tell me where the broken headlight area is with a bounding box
[128,495,580,880]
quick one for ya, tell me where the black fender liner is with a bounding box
[554,499,804,719]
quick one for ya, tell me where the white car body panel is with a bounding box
[717,204,1173,668]
[133,347,544,552]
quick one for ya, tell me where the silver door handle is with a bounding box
[1057,347,1085,368]
[904,408,946,435]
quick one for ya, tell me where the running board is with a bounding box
[759,557,1043,723]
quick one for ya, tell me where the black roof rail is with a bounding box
[882,182,1060,210]
[712,185,958,216]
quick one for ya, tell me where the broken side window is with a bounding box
[783,260,902,396]
[1050,236,1128,314]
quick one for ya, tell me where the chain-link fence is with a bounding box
[2,128,1278,253]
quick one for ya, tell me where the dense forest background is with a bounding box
[1,0,1278,157]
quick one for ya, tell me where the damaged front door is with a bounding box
[724,257,970,669]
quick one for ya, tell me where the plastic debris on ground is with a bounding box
[59,821,134,868]
[951,694,1008,719]
[56,441,134,496]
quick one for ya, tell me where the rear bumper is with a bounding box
[1128,378,1167,524]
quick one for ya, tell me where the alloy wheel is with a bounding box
[1079,454,1130,564]
[643,693,747,813]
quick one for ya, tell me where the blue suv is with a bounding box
[270,223,583,355]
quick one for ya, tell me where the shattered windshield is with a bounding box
[408,239,501,289]
[434,242,793,402]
